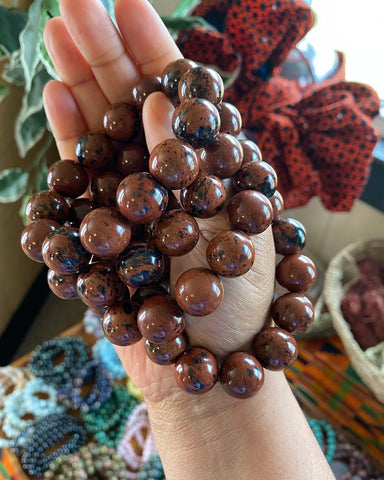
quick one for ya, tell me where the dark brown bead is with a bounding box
[270,191,284,221]
[149,138,199,190]
[272,218,306,255]
[271,293,315,333]
[116,172,168,224]
[131,284,169,305]
[90,171,123,207]
[175,347,218,394]
[232,161,277,198]
[161,58,198,103]
[102,300,142,346]
[145,333,187,365]
[206,229,255,277]
[79,207,131,257]
[218,102,242,136]
[114,143,149,176]
[47,269,79,299]
[21,219,61,263]
[166,190,181,212]
[47,160,89,199]
[239,139,262,164]
[180,173,226,218]
[75,132,114,169]
[175,267,223,316]
[103,102,141,143]
[227,190,273,235]
[172,98,220,148]
[252,327,298,371]
[152,209,199,256]
[198,133,243,179]
[276,254,317,293]
[137,295,185,343]
[178,66,224,106]
[219,352,264,399]
[132,75,162,109]
[25,190,69,224]
[67,198,95,228]
[42,227,91,274]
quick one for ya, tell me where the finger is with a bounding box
[115,0,182,75]
[142,92,175,152]
[44,17,109,131]
[43,80,87,160]
[60,0,141,104]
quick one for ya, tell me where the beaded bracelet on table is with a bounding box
[92,336,127,380]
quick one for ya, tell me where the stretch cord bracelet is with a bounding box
[83,308,105,339]
[92,337,128,380]
[137,454,165,480]
[20,58,317,399]
[307,418,337,464]
[0,366,34,410]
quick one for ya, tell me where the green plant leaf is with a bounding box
[0,168,29,203]
[15,108,47,158]
[25,67,52,115]
[171,0,200,17]
[2,51,25,85]
[0,85,10,103]
[38,0,60,79]
[161,16,215,32]
[20,0,43,92]
[0,6,27,56]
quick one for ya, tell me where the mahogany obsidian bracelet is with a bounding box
[20,58,317,399]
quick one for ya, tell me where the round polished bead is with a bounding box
[175,347,218,394]
[227,190,273,235]
[103,102,141,143]
[198,133,243,178]
[161,58,198,103]
[144,333,187,365]
[115,143,149,177]
[75,132,114,169]
[137,295,185,343]
[269,191,284,221]
[90,171,123,207]
[218,102,242,136]
[172,98,220,148]
[239,139,262,164]
[152,209,199,256]
[79,207,131,258]
[21,219,60,262]
[219,352,264,399]
[271,293,315,333]
[175,267,223,316]
[272,218,306,255]
[149,138,199,190]
[132,75,162,108]
[116,172,168,224]
[42,227,91,274]
[206,230,255,277]
[25,190,69,224]
[67,198,95,228]
[131,284,169,305]
[47,269,79,299]
[252,327,298,371]
[276,253,317,293]
[47,160,89,198]
[178,66,224,106]
[116,242,165,288]
[102,300,142,346]
[232,161,277,198]
[180,173,226,218]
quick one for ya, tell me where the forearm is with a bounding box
[147,371,335,480]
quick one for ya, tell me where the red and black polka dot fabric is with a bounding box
[177,0,380,211]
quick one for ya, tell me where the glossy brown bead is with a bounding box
[178,66,224,106]
[90,171,123,207]
[252,327,298,371]
[219,352,264,399]
[21,219,60,262]
[161,58,198,103]
[75,132,114,169]
[132,75,162,108]
[198,133,243,179]
[145,333,187,365]
[276,253,317,293]
[116,172,168,224]
[149,138,199,190]
[103,102,141,143]
[137,295,185,343]
[218,102,242,136]
[47,269,79,299]
[206,230,255,277]
[271,293,315,333]
[227,190,273,235]
[175,267,223,316]
[180,174,226,218]
[115,143,149,176]
[131,284,169,305]
[233,161,277,198]
[152,209,199,256]
[47,160,89,199]
[67,198,95,228]
[172,98,220,148]
[42,227,91,274]
[25,190,69,224]
[239,139,262,164]
[270,191,284,221]
[79,207,131,258]
[102,300,142,346]
[272,218,306,255]
[175,347,218,394]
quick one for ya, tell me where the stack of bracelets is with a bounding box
[20,58,317,399]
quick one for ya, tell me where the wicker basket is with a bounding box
[323,238,384,404]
